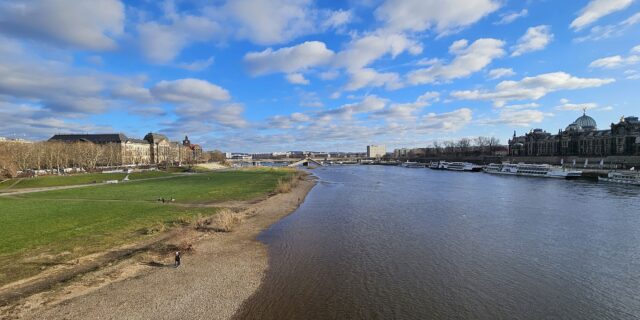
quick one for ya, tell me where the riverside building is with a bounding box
[509,112,640,157]
[49,132,195,165]
[367,145,386,158]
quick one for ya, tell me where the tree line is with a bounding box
[0,141,224,178]
[395,136,505,159]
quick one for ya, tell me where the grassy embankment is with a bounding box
[0,168,295,286]
[0,171,173,190]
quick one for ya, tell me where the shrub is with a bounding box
[213,209,243,232]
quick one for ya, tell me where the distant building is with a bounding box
[182,135,203,161]
[367,145,386,158]
[509,112,640,157]
[394,148,410,158]
[49,132,192,165]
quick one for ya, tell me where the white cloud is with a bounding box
[478,109,549,127]
[151,79,230,103]
[344,68,402,91]
[0,0,124,50]
[137,15,221,64]
[375,0,501,35]
[407,38,505,85]
[488,68,516,80]
[575,12,640,42]
[321,9,353,30]
[0,102,113,140]
[419,108,473,132]
[334,32,422,70]
[222,0,317,45]
[319,70,340,80]
[633,44,640,53]
[625,69,640,80]
[495,9,528,25]
[373,91,440,120]
[286,73,310,85]
[177,57,215,72]
[511,25,553,57]
[501,102,540,110]
[589,54,639,68]
[320,95,388,120]
[244,41,334,76]
[571,0,634,30]
[555,99,598,111]
[451,72,615,106]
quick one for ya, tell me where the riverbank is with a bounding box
[1,173,316,319]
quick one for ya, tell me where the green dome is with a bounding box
[573,112,597,130]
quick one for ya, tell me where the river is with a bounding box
[235,165,640,319]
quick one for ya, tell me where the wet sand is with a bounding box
[1,176,316,319]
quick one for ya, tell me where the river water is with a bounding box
[236,165,640,319]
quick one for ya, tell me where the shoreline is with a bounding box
[1,173,316,319]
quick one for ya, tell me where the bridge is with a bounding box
[287,158,324,167]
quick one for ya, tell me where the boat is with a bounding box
[429,161,448,170]
[598,171,640,186]
[401,161,426,168]
[483,163,582,179]
[445,162,483,172]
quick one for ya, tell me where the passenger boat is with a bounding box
[483,163,582,179]
[401,161,426,168]
[429,161,448,170]
[445,162,482,172]
[598,171,640,186]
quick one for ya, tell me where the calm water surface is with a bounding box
[236,165,640,319]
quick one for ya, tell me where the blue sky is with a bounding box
[0,0,639,152]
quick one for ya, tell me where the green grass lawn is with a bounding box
[3,171,175,190]
[0,168,294,285]
[22,170,289,203]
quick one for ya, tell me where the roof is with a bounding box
[49,133,129,143]
[144,132,169,143]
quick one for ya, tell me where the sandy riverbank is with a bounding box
[1,175,316,319]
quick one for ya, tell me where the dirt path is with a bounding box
[1,177,316,319]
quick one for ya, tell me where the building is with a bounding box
[182,136,203,162]
[366,145,386,158]
[509,112,640,157]
[49,132,192,166]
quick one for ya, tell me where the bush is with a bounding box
[213,209,243,232]
[274,172,302,194]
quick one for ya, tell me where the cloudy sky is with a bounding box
[0,0,638,152]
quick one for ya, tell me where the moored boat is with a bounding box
[445,162,483,172]
[483,163,582,179]
[598,171,640,186]
[401,161,426,168]
[429,161,448,170]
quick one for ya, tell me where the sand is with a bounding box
[1,176,316,319]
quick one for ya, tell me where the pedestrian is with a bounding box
[175,251,181,268]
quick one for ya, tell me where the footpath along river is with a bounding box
[236,165,640,320]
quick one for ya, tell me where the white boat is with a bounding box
[429,161,448,170]
[445,162,483,172]
[598,171,640,186]
[401,161,426,168]
[483,163,582,179]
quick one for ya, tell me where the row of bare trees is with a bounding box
[394,137,505,160]
[0,141,124,178]
[430,137,503,156]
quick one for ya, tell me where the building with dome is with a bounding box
[509,111,640,157]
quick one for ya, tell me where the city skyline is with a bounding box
[1,0,639,152]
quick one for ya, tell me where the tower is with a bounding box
[182,135,191,147]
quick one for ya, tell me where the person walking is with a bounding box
[174,251,181,268]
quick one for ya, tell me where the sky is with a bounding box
[0,0,639,153]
